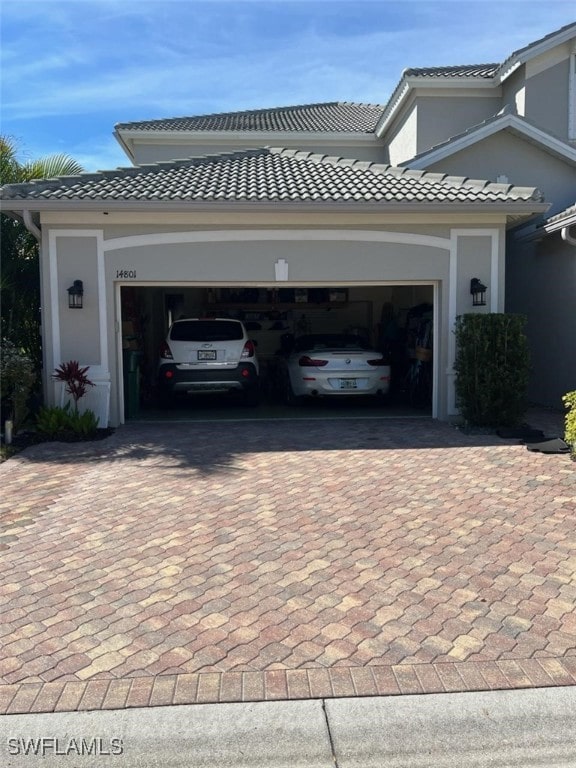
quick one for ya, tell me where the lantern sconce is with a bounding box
[67,280,84,309]
[470,277,487,307]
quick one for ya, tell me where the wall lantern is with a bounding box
[67,280,84,309]
[470,277,487,307]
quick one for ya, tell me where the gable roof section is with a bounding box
[377,22,576,137]
[115,102,385,134]
[400,111,576,170]
[0,147,545,212]
[498,21,576,81]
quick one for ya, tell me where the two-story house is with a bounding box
[1,23,573,427]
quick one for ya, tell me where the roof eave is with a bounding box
[114,127,380,145]
[498,23,576,84]
[0,199,549,221]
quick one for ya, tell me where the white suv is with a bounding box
[158,318,260,405]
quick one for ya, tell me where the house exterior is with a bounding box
[1,23,574,427]
[377,22,576,406]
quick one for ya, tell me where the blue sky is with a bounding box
[1,0,574,172]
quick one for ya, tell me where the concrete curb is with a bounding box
[1,687,575,767]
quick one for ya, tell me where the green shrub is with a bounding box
[71,409,99,437]
[562,391,576,455]
[36,404,74,437]
[454,313,530,427]
[0,338,37,431]
[36,402,99,439]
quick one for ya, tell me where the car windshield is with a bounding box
[170,320,244,342]
[294,334,371,352]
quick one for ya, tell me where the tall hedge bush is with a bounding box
[454,313,530,427]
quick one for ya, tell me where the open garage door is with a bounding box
[119,284,435,421]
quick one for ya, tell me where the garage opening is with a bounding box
[120,284,434,420]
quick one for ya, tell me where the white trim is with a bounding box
[405,113,576,170]
[446,228,500,415]
[48,230,61,365]
[103,229,452,253]
[115,283,125,425]
[490,233,499,312]
[431,281,439,420]
[447,239,458,415]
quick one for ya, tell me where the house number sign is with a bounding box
[116,269,137,279]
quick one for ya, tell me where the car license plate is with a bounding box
[340,379,357,389]
[197,350,217,360]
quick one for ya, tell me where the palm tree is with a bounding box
[1,136,84,367]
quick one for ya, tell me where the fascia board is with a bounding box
[404,115,576,169]
[113,130,135,164]
[114,128,378,146]
[498,24,576,84]
[376,78,498,138]
[1,199,549,219]
[516,212,576,241]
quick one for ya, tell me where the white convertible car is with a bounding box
[282,334,391,403]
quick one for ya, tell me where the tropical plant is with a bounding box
[1,136,84,373]
[454,313,530,427]
[53,360,94,412]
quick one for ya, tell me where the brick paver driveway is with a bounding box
[1,414,575,714]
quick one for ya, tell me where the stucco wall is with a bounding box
[525,57,571,142]
[415,96,502,155]
[425,132,576,216]
[41,224,501,425]
[506,233,576,408]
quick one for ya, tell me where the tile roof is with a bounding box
[402,64,499,79]
[0,147,544,206]
[543,202,576,226]
[115,102,385,134]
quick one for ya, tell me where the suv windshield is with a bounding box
[170,320,244,342]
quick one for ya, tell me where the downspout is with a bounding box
[561,226,576,247]
[22,209,41,242]
[21,209,49,410]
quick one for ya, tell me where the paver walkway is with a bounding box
[1,412,574,714]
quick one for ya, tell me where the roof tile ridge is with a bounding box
[337,100,387,109]
[1,170,109,194]
[133,148,269,172]
[404,62,499,75]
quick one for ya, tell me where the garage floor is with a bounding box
[136,395,428,422]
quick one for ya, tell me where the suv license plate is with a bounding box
[197,350,217,360]
[340,379,357,389]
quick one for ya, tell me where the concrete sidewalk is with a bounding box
[1,687,575,767]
